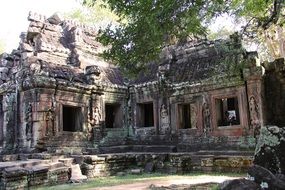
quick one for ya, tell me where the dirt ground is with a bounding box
[91,175,241,190]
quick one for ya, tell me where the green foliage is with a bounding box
[93,0,227,77]
[83,0,285,76]
[65,0,118,27]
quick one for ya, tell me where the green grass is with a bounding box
[34,172,245,190]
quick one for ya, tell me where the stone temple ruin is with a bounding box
[0,12,284,189]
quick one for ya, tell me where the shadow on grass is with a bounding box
[34,172,245,190]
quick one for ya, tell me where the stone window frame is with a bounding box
[58,101,87,134]
[177,103,191,130]
[104,102,123,129]
[215,97,240,127]
[210,87,248,131]
[175,100,199,131]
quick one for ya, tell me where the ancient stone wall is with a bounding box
[0,12,269,153]
[264,58,285,126]
[78,153,253,177]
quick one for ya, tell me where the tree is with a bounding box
[84,0,285,76]
[65,0,119,28]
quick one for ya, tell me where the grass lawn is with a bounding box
[34,172,245,190]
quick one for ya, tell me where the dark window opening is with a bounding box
[144,103,154,127]
[63,105,82,132]
[179,104,191,129]
[105,104,121,128]
[216,97,240,126]
[138,103,154,127]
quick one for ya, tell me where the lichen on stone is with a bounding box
[255,126,281,155]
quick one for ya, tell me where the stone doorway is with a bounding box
[105,104,121,128]
[62,105,82,132]
[137,103,154,127]
[178,104,191,129]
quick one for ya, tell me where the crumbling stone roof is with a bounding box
[0,12,125,87]
[133,36,245,85]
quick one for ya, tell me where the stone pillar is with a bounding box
[159,101,170,135]
[154,99,159,135]
[0,96,3,146]
[243,53,265,138]
[2,93,16,150]
[88,93,104,142]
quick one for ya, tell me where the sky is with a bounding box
[0,0,81,52]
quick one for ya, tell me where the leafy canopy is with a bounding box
[84,0,285,76]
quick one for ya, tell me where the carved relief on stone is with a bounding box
[202,99,211,133]
[2,93,16,148]
[160,104,169,127]
[25,103,33,141]
[44,106,55,136]
[93,107,101,125]
[88,103,102,129]
[30,62,42,75]
[3,93,15,126]
[85,65,101,84]
[190,104,197,129]
[28,11,46,22]
[249,96,261,137]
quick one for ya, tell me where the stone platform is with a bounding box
[0,151,253,189]
[70,151,253,178]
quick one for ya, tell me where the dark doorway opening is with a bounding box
[137,103,154,127]
[179,104,191,129]
[63,105,82,132]
[105,104,121,128]
[143,103,154,127]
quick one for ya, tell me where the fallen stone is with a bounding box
[219,178,261,190]
[248,165,285,190]
[145,162,155,173]
[70,164,87,183]
[116,171,126,176]
[130,169,142,175]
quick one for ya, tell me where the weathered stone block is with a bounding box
[201,158,213,167]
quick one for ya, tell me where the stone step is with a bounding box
[58,158,75,166]
[0,159,51,173]
[31,153,53,160]
[99,145,131,153]
[134,145,177,152]
[49,147,86,155]
[99,145,177,154]
[46,141,90,147]
[25,161,65,171]
[86,148,99,155]
[20,159,52,168]
[51,155,66,162]
[196,150,254,156]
